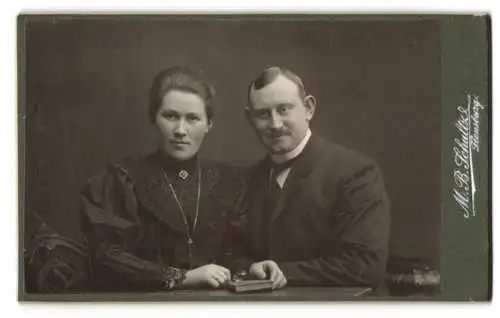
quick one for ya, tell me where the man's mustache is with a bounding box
[266,130,291,138]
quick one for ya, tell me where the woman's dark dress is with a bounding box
[80,151,245,292]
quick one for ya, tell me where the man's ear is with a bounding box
[304,94,317,121]
[206,118,213,132]
[244,106,253,124]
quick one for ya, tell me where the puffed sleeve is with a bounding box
[80,163,187,291]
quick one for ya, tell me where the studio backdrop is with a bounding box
[23,16,441,267]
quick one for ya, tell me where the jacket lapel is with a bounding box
[270,134,325,223]
[247,158,272,247]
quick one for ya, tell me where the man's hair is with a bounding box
[248,66,306,105]
[149,66,215,123]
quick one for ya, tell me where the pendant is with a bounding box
[188,238,194,245]
[178,169,189,180]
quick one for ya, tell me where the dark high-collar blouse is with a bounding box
[80,151,247,292]
[156,151,201,232]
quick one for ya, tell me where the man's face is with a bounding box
[155,90,212,161]
[247,75,315,154]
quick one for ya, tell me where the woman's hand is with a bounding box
[183,264,231,288]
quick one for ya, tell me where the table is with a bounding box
[22,287,436,302]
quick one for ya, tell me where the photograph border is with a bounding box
[17,13,492,302]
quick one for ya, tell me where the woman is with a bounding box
[80,67,247,291]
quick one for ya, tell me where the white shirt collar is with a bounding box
[271,128,312,164]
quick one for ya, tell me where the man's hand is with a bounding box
[184,264,231,288]
[249,260,287,289]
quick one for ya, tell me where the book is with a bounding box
[227,279,274,293]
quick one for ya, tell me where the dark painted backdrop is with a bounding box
[23,16,441,264]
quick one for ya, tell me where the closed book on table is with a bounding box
[228,279,273,293]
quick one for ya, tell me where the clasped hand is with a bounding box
[249,260,287,289]
[183,260,287,289]
[184,264,231,288]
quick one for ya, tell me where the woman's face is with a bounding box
[155,90,212,161]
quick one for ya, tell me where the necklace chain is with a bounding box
[160,161,201,268]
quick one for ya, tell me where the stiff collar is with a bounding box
[271,128,312,164]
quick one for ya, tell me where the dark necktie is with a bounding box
[261,158,298,257]
[271,158,298,190]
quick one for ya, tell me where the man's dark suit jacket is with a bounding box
[223,133,390,287]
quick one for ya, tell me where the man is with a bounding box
[226,66,390,289]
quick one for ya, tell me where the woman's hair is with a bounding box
[149,67,215,123]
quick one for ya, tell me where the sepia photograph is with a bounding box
[17,13,491,301]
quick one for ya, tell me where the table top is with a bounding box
[22,286,437,302]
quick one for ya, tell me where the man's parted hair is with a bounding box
[248,66,307,105]
[149,66,215,123]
